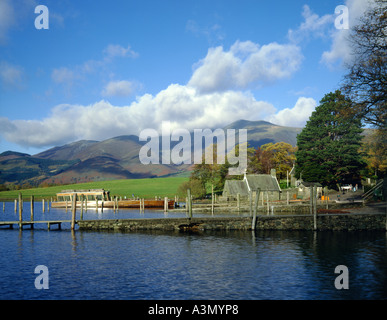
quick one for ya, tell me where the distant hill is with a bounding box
[0,119,302,186]
[224,120,302,149]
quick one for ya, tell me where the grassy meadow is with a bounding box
[0,177,189,200]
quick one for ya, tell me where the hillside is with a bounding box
[0,119,302,186]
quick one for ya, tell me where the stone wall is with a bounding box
[77,213,387,232]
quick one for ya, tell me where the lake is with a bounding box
[0,201,386,300]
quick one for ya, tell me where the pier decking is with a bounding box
[0,220,72,230]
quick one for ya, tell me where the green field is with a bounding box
[0,177,189,200]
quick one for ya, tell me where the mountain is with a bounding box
[224,120,302,149]
[0,120,302,186]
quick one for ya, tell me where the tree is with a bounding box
[341,0,386,135]
[177,179,206,199]
[361,129,387,178]
[248,142,296,179]
[295,91,365,188]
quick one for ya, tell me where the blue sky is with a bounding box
[0,0,371,155]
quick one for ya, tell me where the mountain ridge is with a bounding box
[0,120,302,186]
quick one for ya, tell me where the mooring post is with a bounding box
[164,197,168,213]
[266,192,269,215]
[252,188,261,230]
[237,193,240,214]
[187,189,192,220]
[211,184,214,216]
[313,186,317,231]
[65,200,68,212]
[30,195,34,222]
[249,190,252,217]
[2,202,4,212]
[14,199,17,213]
[80,195,84,221]
[42,199,45,213]
[309,187,313,216]
[18,192,22,223]
[71,193,76,230]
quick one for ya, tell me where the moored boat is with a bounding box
[51,189,175,209]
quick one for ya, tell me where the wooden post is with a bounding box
[164,197,168,213]
[252,188,261,230]
[14,199,17,213]
[71,193,76,230]
[47,198,50,212]
[310,187,313,215]
[42,199,45,213]
[101,199,104,213]
[313,186,317,231]
[65,200,68,212]
[187,189,192,219]
[266,192,269,215]
[30,196,34,222]
[18,192,22,223]
[237,193,240,214]
[211,184,214,216]
[80,195,84,221]
[249,190,252,217]
[96,198,98,211]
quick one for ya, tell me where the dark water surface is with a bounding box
[0,202,386,300]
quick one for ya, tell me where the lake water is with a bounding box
[0,201,386,300]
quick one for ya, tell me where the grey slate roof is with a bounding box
[245,174,281,192]
[222,174,281,197]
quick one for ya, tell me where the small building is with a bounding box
[297,181,323,199]
[222,173,281,200]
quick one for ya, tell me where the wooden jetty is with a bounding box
[0,220,72,230]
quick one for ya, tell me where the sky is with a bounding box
[0,0,373,155]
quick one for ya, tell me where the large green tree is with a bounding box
[295,91,365,188]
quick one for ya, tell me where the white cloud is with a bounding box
[0,0,15,44]
[267,97,317,128]
[102,80,137,97]
[0,61,24,88]
[51,44,138,88]
[51,67,77,84]
[288,5,333,44]
[103,44,139,60]
[321,0,373,67]
[0,85,277,148]
[188,40,303,93]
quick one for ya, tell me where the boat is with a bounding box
[51,189,175,209]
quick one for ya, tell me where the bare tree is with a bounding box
[342,0,387,130]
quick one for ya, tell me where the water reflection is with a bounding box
[0,201,386,299]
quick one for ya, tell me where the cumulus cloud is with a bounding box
[0,84,278,148]
[101,80,137,97]
[51,44,138,88]
[287,5,333,44]
[0,61,24,88]
[267,97,317,128]
[187,40,303,93]
[103,44,139,60]
[321,0,372,67]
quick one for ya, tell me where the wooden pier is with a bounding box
[0,220,72,230]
